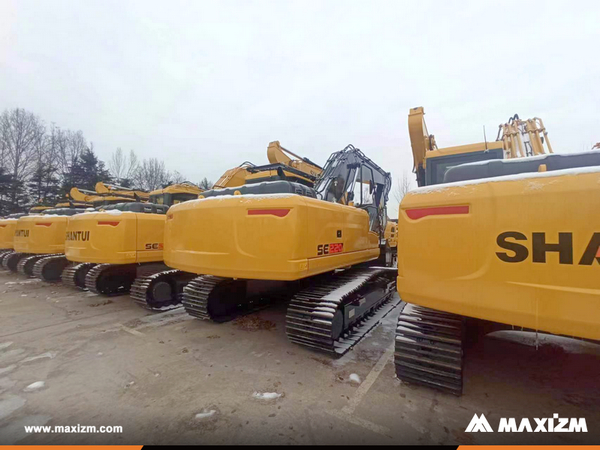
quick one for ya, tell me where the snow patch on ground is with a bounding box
[195,409,217,420]
[349,373,361,384]
[0,342,13,351]
[23,381,45,392]
[252,392,282,400]
[21,352,57,363]
[5,280,41,285]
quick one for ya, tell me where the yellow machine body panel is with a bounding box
[65,212,165,264]
[164,194,380,281]
[0,219,18,249]
[384,221,397,249]
[424,141,504,167]
[397,168,600,341]
[13,215,69,254]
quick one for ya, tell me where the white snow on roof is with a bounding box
[191,193,297,205]
[411,164,600,195]
[457,150,600,167]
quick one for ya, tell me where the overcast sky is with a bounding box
[1,0,598,217]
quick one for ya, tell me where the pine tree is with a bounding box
[0,168,15,216]
[27,164,61,207]
[63,147,112,193]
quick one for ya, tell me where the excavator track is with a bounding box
[17,254,59,277]
[0,251,14,270]
[394,304,465,396]
[85,264,138,296]
[5,253,29,272]
[285,268,398,355]
[33,255,71,282]
[61,263,97,289]
[182,275,286,322]
[130,270,196,311]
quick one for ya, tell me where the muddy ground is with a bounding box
[0,270,599,445]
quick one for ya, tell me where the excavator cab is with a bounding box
[316,145,390,236]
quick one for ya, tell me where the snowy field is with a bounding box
[0,270,599,445]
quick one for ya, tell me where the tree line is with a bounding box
[0,108,211,215]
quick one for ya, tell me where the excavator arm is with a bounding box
[213,142,324,190]
[267,141,323,179]
[94,182,150,201]
[408,107,437,187]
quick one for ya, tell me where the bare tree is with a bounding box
[29,123,61,205]
[108,148,139,183]
[167,170,186,185]
[0,108,45,208]
[133,158,170,191]
[393,171,413,205]
[57,129,88,189]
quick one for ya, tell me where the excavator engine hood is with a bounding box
[13,215,69,254]
[0,219,18,249]
[65,210,165,264]
[164,192,380,281]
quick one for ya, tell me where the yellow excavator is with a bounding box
[384,219,398,264]
[5,185,142,279]
[164,144,398,354]
[0,213,26,264]
[61,142,323,310]
[395,107,600,395]
[61,182,200,296]
[128,142,324,310]
[0,203,78,269]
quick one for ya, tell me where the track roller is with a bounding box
[33,255,70,282]
[0,251,14,270]
[182,276,288,322]
[5,252,29,272]
[85,263,138,296]
[285,268,398,355]
[17,254,55,277]
[130,270,196,310]
[61,263,97,289]
[394,304,465,396]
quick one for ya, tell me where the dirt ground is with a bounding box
[0,270,599,445]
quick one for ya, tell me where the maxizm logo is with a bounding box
[466,413,588,433]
